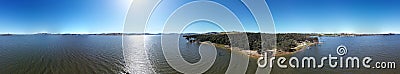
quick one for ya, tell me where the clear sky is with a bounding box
[0,0,399,34]
[0,0,131,34]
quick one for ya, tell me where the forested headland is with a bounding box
[183,33,319,54]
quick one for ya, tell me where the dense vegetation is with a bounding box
[276,33,318,51]
[184,33,318,52]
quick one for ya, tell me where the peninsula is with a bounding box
[183,32,320,58]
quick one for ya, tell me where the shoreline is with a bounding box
[200,42,262,59]
[200,41,317,59]
[275,42,316,56]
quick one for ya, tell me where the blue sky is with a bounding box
[0,0,399,34]
[0,0,130,34]
[269,0,400,33]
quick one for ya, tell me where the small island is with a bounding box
[0,34,13,36]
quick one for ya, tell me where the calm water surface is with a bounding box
[0,35,399,74]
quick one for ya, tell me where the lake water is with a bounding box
[0,35,399,74]
[0,35,124,74]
